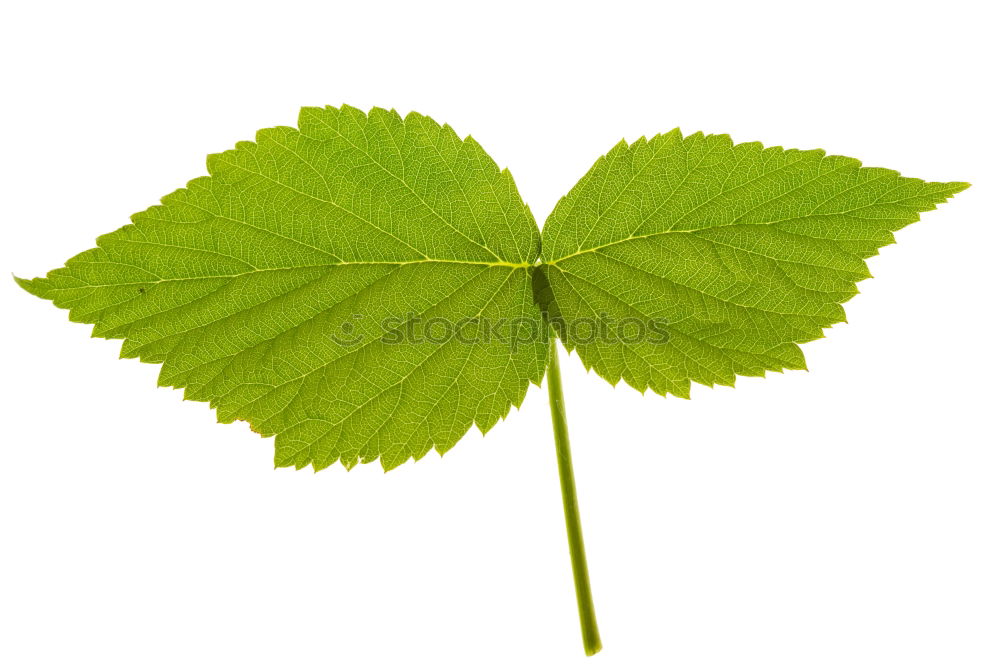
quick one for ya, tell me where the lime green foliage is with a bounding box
[19,111,967,468]
[537,131,968,397]
[18,105,547,471]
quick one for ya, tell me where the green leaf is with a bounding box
[17,105,547,471]
[536,130,968,397]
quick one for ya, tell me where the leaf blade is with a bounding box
[19,105,547,471]
[538,131,967,396]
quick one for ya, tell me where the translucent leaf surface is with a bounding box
[537,130,968,397]
[19,105,546,470]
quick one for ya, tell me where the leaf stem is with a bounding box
[546,335,602,656]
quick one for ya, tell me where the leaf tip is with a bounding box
[14,274,48,298]
[950,181,972,195]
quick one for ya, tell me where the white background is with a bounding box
[1,1,997,664]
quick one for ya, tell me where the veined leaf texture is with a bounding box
[18,106,968,470]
